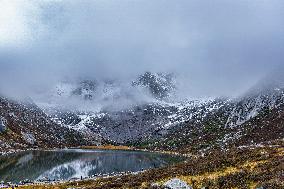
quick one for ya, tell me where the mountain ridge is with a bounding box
[0,72,283,155]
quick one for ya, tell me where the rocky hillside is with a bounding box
[141,87,284,153]
[1,72,283,155]
[41,81,284,155]
[0,97,100,153]
[31,72,283,153]
[46,99,225,144]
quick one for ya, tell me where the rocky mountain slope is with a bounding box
[142,86,284,153]
[33,72,283,154]
[0,96,100,153]
[0,72,283,155]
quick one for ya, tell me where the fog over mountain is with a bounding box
[0,0,284,103]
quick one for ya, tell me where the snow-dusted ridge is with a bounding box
[225,87,284,128]
[1,71,283,152]
[43,83,284,145]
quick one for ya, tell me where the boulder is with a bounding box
[0,117,7,133]
[21,132,36,145]
[163,178,192,189]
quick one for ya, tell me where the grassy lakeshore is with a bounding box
[17,140,284,189]
[80,145,133,151]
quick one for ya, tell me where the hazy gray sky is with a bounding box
[0,0,284,98]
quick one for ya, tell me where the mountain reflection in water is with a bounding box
[0,149,183,183]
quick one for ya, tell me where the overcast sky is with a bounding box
[0,0,284,98]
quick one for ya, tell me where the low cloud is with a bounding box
[0,0,284,101]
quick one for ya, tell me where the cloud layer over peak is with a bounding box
[0,0,284,99]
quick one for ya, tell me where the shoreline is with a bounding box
[0,145,189,188]
[0,144,192,158]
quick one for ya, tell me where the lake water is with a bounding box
[0,149,184,183]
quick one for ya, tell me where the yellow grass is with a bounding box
[159,159,268,188]
[81,145,133,151]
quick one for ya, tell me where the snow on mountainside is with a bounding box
[34,72,284,147]
[225,72,284,128]
[1,71,282,153]
[45,98,222,144]
[143,84,284,153]
[38,72,228,144]
[0,96,100,153]
[225,87,284,128]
